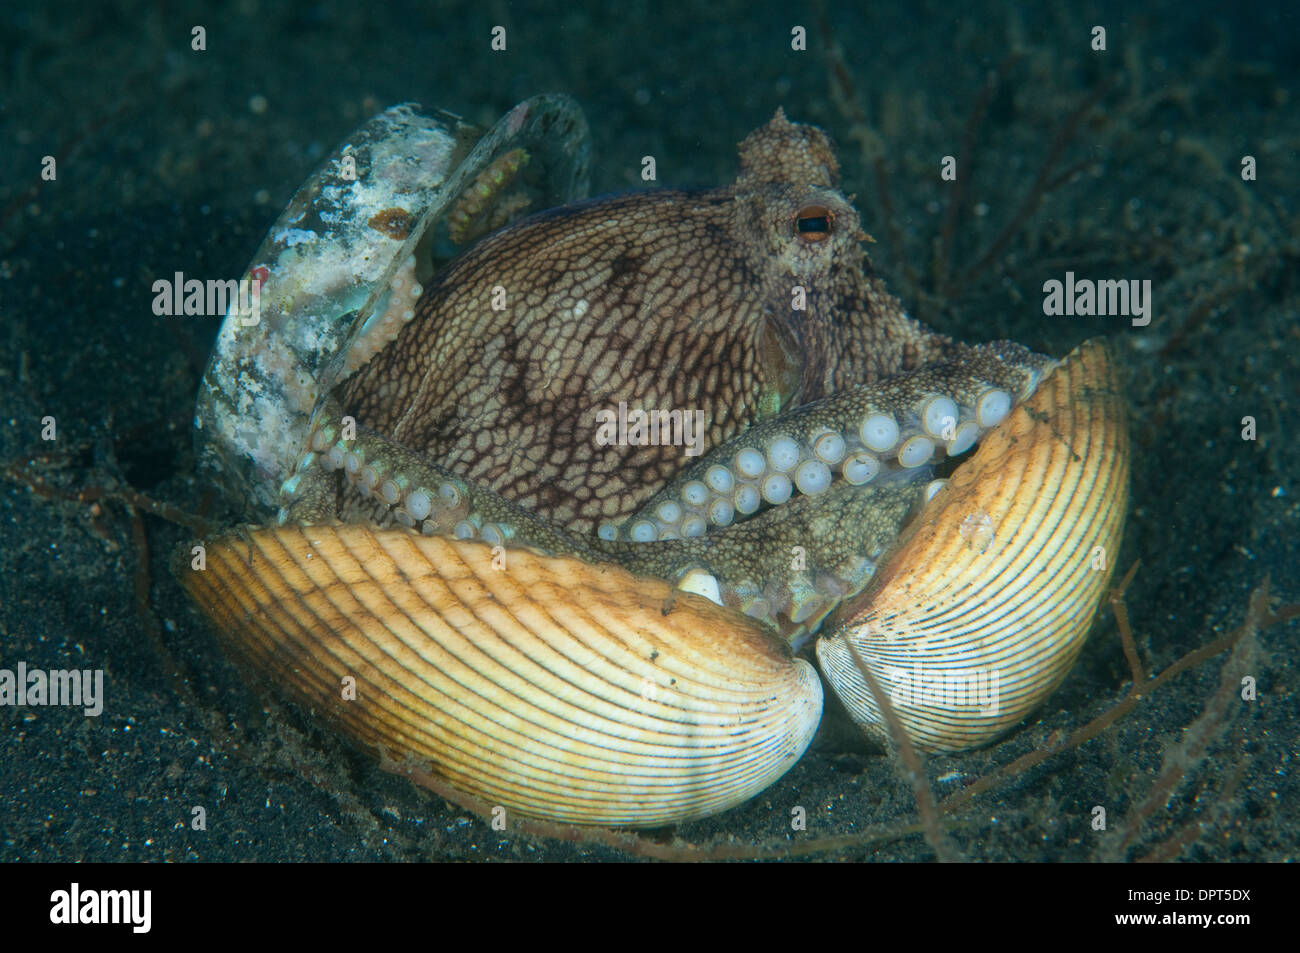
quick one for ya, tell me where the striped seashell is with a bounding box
[816,339,1129,751]
[180,525,822,827]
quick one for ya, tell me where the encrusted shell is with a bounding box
[816,339,1129,751]
[180,525,822,827]
[193,96,591,520]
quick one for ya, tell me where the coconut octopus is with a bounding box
[276,109,1051,645]
[182,100,1125,827]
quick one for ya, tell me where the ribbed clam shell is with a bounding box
[817,339,1128,752]
[181,525,822,827]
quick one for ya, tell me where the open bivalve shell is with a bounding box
[816,339,1129,752]
[181,525,823,828]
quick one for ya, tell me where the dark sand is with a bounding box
[1,0,1297,861]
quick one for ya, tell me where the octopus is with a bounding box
[273,109,1051,647]
[182,101,1134,828]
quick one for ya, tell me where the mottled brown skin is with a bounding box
[338,110,960,533]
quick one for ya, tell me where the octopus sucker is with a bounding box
[183,98,1129,827]
[615,341,1051,541]
[447,148,532,245]
[342,254,424,375]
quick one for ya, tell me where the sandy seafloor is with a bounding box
[1,0,1297,862]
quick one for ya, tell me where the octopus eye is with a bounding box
[795,205,833,242]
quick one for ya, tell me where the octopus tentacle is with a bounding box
[607,478,925,645]
[279,398,575,553]
[606,341,1054,542]
[278,396,925,641]
[342,255,425,376]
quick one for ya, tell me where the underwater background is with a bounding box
[1,0,1297,860]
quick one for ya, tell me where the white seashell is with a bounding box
[181,526,822,827]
